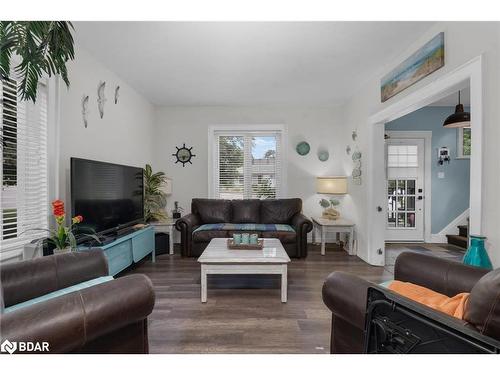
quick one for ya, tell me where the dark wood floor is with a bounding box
[124,244,392,354]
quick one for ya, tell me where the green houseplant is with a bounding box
[48,199,99,252]
[144,164,168,222]
[0,21,75,102]
[27,199,100,254]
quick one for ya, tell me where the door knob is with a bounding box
[377,206,383,212]
[418,196,424,200]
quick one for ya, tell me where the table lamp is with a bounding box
[316,176,347,220]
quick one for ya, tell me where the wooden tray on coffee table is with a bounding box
[227,238,264,250]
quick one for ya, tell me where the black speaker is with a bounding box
[155,232,170,256]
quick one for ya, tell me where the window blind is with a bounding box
[1,76,49,253]
[214,131,283,200]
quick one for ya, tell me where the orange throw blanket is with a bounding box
[388,281,469,319]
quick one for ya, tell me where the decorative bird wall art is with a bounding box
[82,95,89,128]
[97,81,106,118]
[114,85,120,104]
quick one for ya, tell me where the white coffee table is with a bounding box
[197,238,291,303]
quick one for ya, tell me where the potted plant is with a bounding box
[50,200,100,253]
[28,200,100,254]
[0,21,75,102]
[144,164,169,223]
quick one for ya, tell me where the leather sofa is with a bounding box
[0,250,155,354]
[175,198,313,258]
[322,252,500,353]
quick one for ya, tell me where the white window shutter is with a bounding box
[1,76,49,253]
[213,129,283,200]
[216,135,245,199]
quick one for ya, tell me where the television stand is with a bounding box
[78,226,155,276]
[116,226,138,237]
[98,234,117,246]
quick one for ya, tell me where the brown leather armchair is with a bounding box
[176,198,313,258]
[0,250,155,354]
[322,252,499,353]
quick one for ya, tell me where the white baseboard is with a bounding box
[430,234,447,243]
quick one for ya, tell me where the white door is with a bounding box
[385,138,425,242]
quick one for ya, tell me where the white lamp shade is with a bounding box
[316,176,347,194]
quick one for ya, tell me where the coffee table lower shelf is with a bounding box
[200,263,288,303]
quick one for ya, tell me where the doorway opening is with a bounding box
[383,88,471,271]
[366,56,482,267]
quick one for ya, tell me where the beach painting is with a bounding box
[381,32,444,102]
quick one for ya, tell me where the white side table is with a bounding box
[150,220,177,255]
[311,217,356,256]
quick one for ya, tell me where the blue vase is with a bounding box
[463,235,493,270]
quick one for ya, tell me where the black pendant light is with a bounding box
[443,91,470,128]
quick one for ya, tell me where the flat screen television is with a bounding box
[70,158,144,236]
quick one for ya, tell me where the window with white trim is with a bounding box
[1,76,49,253]
[457,127,471,159]
[211,128,284,199]
[387,145,418,168]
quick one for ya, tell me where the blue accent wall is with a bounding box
[386,106,470,234]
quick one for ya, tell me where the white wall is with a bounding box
[54,23,500,267]
[152,106,348,240]
[341,22,500,266]
[57,45,155,206]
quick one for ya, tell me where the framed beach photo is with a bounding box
[381,32,445,102]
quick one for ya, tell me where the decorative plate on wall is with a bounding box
[352,168,362,178]
[172,143,196,167]
[296,141,310,156]
[318,150,329,162]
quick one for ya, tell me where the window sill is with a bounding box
[0,247,23,263]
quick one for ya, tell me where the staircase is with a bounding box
[446,224,468,249]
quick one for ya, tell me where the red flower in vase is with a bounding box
[52,200,65,217]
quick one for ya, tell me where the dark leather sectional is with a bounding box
[322,252,500,353]
[175,198,313,258]
[0,250,155,353]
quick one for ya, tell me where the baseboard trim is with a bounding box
[430,234,447,243]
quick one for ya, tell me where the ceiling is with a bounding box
[74,22,435,106]
[430,87,470,107]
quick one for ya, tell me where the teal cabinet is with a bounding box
[80,226,155,276]
[106,240,133,276]
[132,228,155,262]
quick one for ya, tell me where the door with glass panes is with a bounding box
[385,138,425,242]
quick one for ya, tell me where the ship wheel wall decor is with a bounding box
[172,143,196,167]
